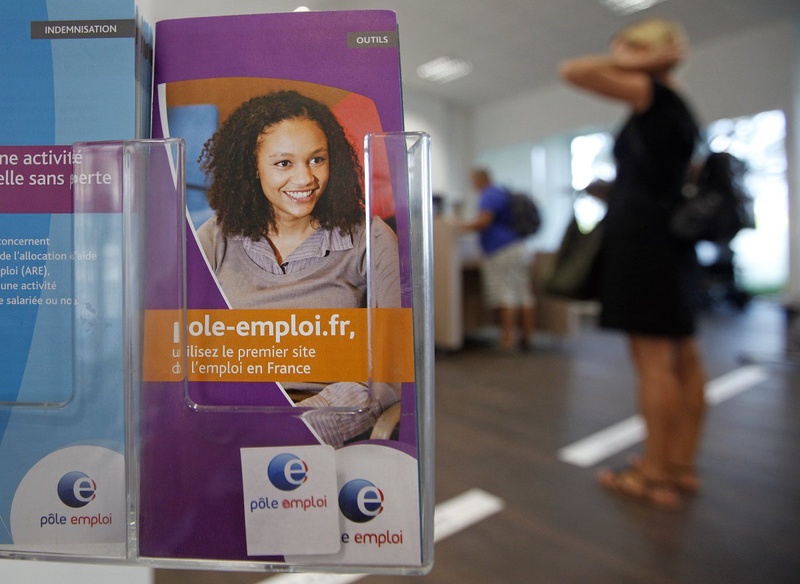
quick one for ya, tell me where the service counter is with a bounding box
[433,218,591,351]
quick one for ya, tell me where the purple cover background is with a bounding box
[0,146,76,213]
[150,11,404,139]
[140,11,412,561]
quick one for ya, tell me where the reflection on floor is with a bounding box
[155,299,800,584]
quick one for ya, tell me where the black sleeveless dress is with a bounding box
[599,81,701,336]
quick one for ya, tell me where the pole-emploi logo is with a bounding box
[338,478,384,523]
[57,471,96,508]
[267,452,309,491]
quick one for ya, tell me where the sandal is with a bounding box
[597,466,682,510]
[628,456,701,495]
[670,464,700,495]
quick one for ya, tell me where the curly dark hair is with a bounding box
[199,90,365,240]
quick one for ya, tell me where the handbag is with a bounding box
[668,186,726,242]
[669,152,755,243]
[629,123,753,243]
[544,216,605,301]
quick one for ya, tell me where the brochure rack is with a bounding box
[0,133,433,575]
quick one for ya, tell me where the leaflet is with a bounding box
[138,10,431,570]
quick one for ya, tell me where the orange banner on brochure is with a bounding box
[142,308,415,383]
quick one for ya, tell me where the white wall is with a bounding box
[790,21,800,304]
[683,23,795,123]
[473,20,796,153]
[403,90,473,213]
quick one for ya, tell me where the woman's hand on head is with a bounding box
[611,38,686,75]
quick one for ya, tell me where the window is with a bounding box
[704,110,788,294]
[570,132,614,191]
[569,111,789,294]
[570,132,613,233]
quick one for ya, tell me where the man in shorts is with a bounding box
[465,169,535,350]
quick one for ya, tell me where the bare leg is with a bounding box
[628,335,683,481]
[670,337,706,490]
[497,306,518,349]
[598,334,705,508]
[595,335,683,508]
[520,304,536,348]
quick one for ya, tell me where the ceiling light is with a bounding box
[417,56,473,84]
[599,0,666,15]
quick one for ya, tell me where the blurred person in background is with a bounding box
[560,18,706,509]
[465,168,536,351]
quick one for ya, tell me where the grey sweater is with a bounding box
[195,215,402,447]
[196,216,401,309]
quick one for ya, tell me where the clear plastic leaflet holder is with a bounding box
[73,139,187,563]
[135,131,434,573]
[0,133,433,572]
[365,132,435,573]
[0,139,184,562]
[135,133,433,573]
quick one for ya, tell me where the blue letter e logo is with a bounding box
[267,453,308,491]
[57,471,97,508]
[338,479,384,523]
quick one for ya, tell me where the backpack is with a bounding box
[507,191,541,237]
[669,152,755,243]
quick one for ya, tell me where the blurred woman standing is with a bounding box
[560,19,706,509]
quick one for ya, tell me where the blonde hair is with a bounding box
[616,18,687,49]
